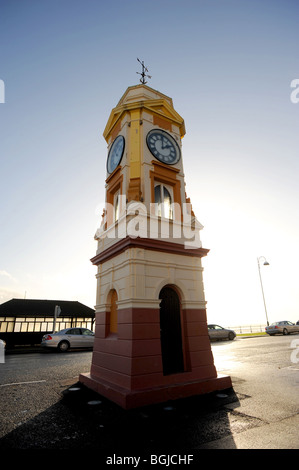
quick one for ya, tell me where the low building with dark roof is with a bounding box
[0,299,95,347]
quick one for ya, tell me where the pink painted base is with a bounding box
[79,306,232,409]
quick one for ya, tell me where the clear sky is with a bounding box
[0,0,298,327]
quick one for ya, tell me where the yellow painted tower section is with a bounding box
[102,84,186,210]
[128,108,141,179]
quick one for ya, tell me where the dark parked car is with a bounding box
[208,324,236,341]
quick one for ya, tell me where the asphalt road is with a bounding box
[211,334,299,443]
[0,335,298,455]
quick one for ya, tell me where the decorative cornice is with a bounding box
[91,236,209,266]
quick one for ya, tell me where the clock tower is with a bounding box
[79,84,232,409]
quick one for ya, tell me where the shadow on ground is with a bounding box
[0,383,240,452]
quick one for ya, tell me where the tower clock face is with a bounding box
[107,135,125,174]
[146,129,181,165]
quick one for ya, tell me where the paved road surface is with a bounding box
[0,336,298,453]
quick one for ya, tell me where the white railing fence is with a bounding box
[227,325,266,334]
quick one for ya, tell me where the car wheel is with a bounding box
[58,340,70,352]
[228,332,235,341]
[283,328,288,335]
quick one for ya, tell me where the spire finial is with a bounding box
[136,58,151,84]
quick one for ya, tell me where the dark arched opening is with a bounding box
[159,286,184,375]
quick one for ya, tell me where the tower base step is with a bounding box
[79,372,232,409]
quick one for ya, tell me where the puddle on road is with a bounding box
[213,357,242,372]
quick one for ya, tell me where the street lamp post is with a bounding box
[257,256,270,326]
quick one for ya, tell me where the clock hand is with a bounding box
[161,143,171,149]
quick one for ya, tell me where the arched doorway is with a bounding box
[159,286,184,375]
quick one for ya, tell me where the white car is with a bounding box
[0,339,5,362]
[265,321,299,336]
[41,328,94,352]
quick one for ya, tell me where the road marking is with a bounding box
[0,380,46,387]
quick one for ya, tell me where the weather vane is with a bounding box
[136,58,151,84]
